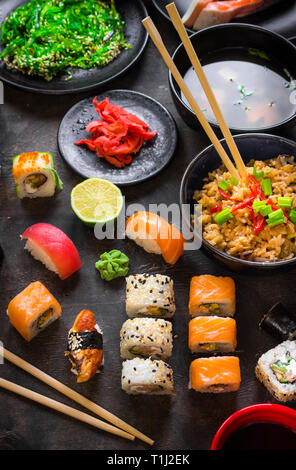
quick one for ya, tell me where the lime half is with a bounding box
[71,178,123,226]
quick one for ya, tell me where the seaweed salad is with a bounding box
[0,0,130,81]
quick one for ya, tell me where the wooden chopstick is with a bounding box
[142,16,240,181]
[166,2,248,180]
[0,377,134,441]
[1,348,154,446]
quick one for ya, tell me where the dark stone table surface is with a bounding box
[0,0,296,450]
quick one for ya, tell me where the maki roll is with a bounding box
[65,309,103,384]
[7,281,62,341]
[21,223,82,280]
[188,316,237,353]
[259,302,296,341]
[189,275,236,317]
[12,152,63,199]
[189,356,241,393]
[126,274,175,318]
[120,318,173,360]
[255,340,296,402]
[121,357,174,395]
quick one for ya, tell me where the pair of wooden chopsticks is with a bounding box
[142,3,248,181]
[0,347,154,445]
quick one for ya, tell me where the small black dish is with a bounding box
[180,133,296,271]
[0,0,148,95]
[58,89,177,186]
[169,24,296,135]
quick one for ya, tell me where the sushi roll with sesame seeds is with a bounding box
[120,318,173,360]
[121,358,174,395]
[125,274,175,318]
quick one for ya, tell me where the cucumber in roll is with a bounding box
[12,152,63,198]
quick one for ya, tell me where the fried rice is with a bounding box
[193,155,296,262]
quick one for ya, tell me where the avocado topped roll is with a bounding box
[12,152,63,198]
[121,358,174,395]
[125,274,175,318]
[120,318,173,360]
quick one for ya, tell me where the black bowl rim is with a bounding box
[180,132,296,269]
[0,0,149,95]
[169,23,296,133]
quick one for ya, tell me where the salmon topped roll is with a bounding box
[190,356,241,393]
[7,281,62,341]
[65,310,103,383]
[126,211,185,265]
[188,316,237,353]
[189,275,235,317]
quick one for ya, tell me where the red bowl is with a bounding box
[211,404,296,450]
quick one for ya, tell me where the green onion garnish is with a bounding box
[290,209,296,224]
[261,178,273,196]
[253,165,264,180]
[277,197,292,209]
[252,200,266,213]
[215,208,234,225]
[259,205,272,217]
[267,208,285,227]
[230,176,238,186]
[218,180,230,191]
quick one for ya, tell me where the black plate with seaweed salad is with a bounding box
[0,0,148,94]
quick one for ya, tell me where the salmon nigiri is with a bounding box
[193,0,280,30]
[126,211,185,265]
[189,275,235,317]
[182,0,214,28]
[190,356,241,392]
[188,316,237,353]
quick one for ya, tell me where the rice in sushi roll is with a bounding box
[126,274,175,318]
[188,316,237,353]
[189,275,236,317]
[189,356,241,393]
[120,318,173,360]
[7,281,62,341]
[12,152,63,199]
[121,357,174,395]
[255,340,296,402]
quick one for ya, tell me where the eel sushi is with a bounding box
[256,340,296,402]
[120,318,173,360]
[7,281,62,341]
[12,152,63,199]
[259,302,296,341]
[189,356,241,392]
[121,357,174,395]
[189,275,235,317]
[126,211,185,265]
[188,316,237,353]
[65,309,103,383]
[21,223,82,280]
[125,273,175,318]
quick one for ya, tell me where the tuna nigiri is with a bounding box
[192,0,282,30]
[126,211,185,265]
[21,223,82,280]
[190,356,241,392]
[188,316,237,353]
[189,275,236,317]
[65,310,103,383]
[7,281,62,341]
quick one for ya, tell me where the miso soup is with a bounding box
[181,48,296,130]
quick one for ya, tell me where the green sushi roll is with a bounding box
[12,151,63,199]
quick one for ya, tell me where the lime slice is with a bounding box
[71,178,123,226]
